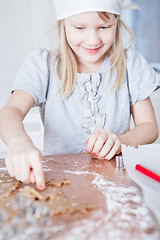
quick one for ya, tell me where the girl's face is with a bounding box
[64,11,117,73]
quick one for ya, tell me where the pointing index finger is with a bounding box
[30,156,45,190]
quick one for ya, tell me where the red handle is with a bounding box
[135,164,160,182]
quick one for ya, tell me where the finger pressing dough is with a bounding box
[86,150,106,160]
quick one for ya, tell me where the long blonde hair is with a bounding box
[55,12,134,99]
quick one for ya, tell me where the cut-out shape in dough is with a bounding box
[0,174,21,199]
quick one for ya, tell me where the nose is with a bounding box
[86,29,101,46]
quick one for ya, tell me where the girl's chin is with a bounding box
[81,55,104,64]
[78,58,104,72]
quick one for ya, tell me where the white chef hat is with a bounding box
[53,0,139,20]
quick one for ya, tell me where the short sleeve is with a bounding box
[126,48,159,105]
[12,48,50,106]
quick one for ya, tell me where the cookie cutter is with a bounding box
[116,156,125,168]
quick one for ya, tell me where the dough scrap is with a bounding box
[0,174,21,199]
[42,196,96,216]
[20,185,62,201]
[86,150,105,160]
[20,186,48,201]
[46,178,70,188]
[0,200,18,221]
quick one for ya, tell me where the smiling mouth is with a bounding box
[82,46,102,54]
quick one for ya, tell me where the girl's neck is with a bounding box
[77,56,105,74]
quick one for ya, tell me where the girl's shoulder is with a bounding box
[125,47,151,74]
[26,47,57,56]
[124,47,158,106]
[24,48,57,68]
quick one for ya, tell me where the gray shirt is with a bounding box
[12,48,159,155]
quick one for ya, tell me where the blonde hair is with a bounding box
[55,12,134,99]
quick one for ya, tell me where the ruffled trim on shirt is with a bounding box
[78,72,106,133]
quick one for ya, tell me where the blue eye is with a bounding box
[75,26,83,30]
[100,26,107,29]
[99,26,110,30]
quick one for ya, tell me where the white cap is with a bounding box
[53,0,123,20]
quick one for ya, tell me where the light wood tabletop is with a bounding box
[0,153,160,240]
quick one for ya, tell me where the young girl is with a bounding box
[0,0,159,190]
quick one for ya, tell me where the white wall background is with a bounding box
[0,0,58,89]
[0,0,160,157]
[0,0,58,157]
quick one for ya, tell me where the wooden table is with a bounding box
[0,153,160,240]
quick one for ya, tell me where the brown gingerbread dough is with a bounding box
[20,178,95,215]
[0,174,95,216]
[44,196,96,215]
[0,173,21,199]
[86,150,106,160]
[46,178,70,188]
[20,180,65,201]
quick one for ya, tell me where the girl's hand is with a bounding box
[86,127,121,160]
[5,142,45,190]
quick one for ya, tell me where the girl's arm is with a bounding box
[86,97,158,160]
[118,97,159,147]
[0,90,45,190]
